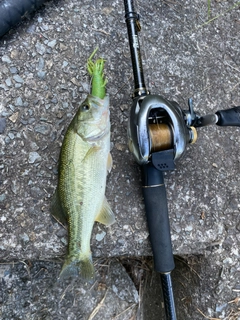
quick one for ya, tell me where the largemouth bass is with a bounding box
[51,50,115,281]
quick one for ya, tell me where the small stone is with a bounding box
[0,118,6,134]
[30,142,39,151]
[35,42,46,55]
[28,118,35,124]
[62,102,68,109]
[28,152,42,163]
[1,111,11,117]
[0,194,6,201]
[46,59,53,69]
[8,104,15,111]
[2,55,11,63]
[0,83,8,91]
[8,132,14,140]
[38,57,45,70]
[34,124,50,135]
[115,143,125,151]
[30,186,44,197]
[60,237,67,245]
[10,67,18,74]
[10,50,19,59]
[4,137,11,144]
[15,97,23,107]
[81,82,89,91]
[56,228,67,237]
[71,77,81,86]
[120,104,128,111]
[51,97,58,104]
[5,78,12,86]
[59,43,67,51]
[20,119,28,125]
[53,167,58,175]
[223,257,233,264]
[13,75,24,83]
[216,303,228,312]
[37,71,46,79]
[9,112,19,123]
[0,215,6,222]
[27,24,36,34]
[48,39,57,48]
[173,224,182,233]
[185,225,193,232]
[11,180,19,194]
[62,61,68,68]
[41,24,49,31]
[96,231,106,242]
[20,233,29,244]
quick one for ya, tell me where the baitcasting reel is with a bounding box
[128,94,240,171]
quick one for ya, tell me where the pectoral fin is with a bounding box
[95,197,115,226]
[107,153,113,173]
[50,189,68,226]
[83,145,101,162]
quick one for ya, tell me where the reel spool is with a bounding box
[149,123,173,153]
[149,123,197,153]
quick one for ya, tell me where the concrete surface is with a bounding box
[0,0,240,319]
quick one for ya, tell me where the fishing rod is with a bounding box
[123,0,240,319]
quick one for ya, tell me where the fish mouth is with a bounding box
[88,94,109,109]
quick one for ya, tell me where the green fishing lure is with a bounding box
[87,47,107,99]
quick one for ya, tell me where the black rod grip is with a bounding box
[0,0,47,38]
[216,106,240,126]
[142,164,175,273]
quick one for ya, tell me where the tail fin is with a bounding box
[59,255,95,282]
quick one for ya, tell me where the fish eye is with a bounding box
[81,104,90,112]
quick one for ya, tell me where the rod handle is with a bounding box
[141,164,175,273]
[216,106,240,126]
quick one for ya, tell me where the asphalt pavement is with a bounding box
[0,0,240,319]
